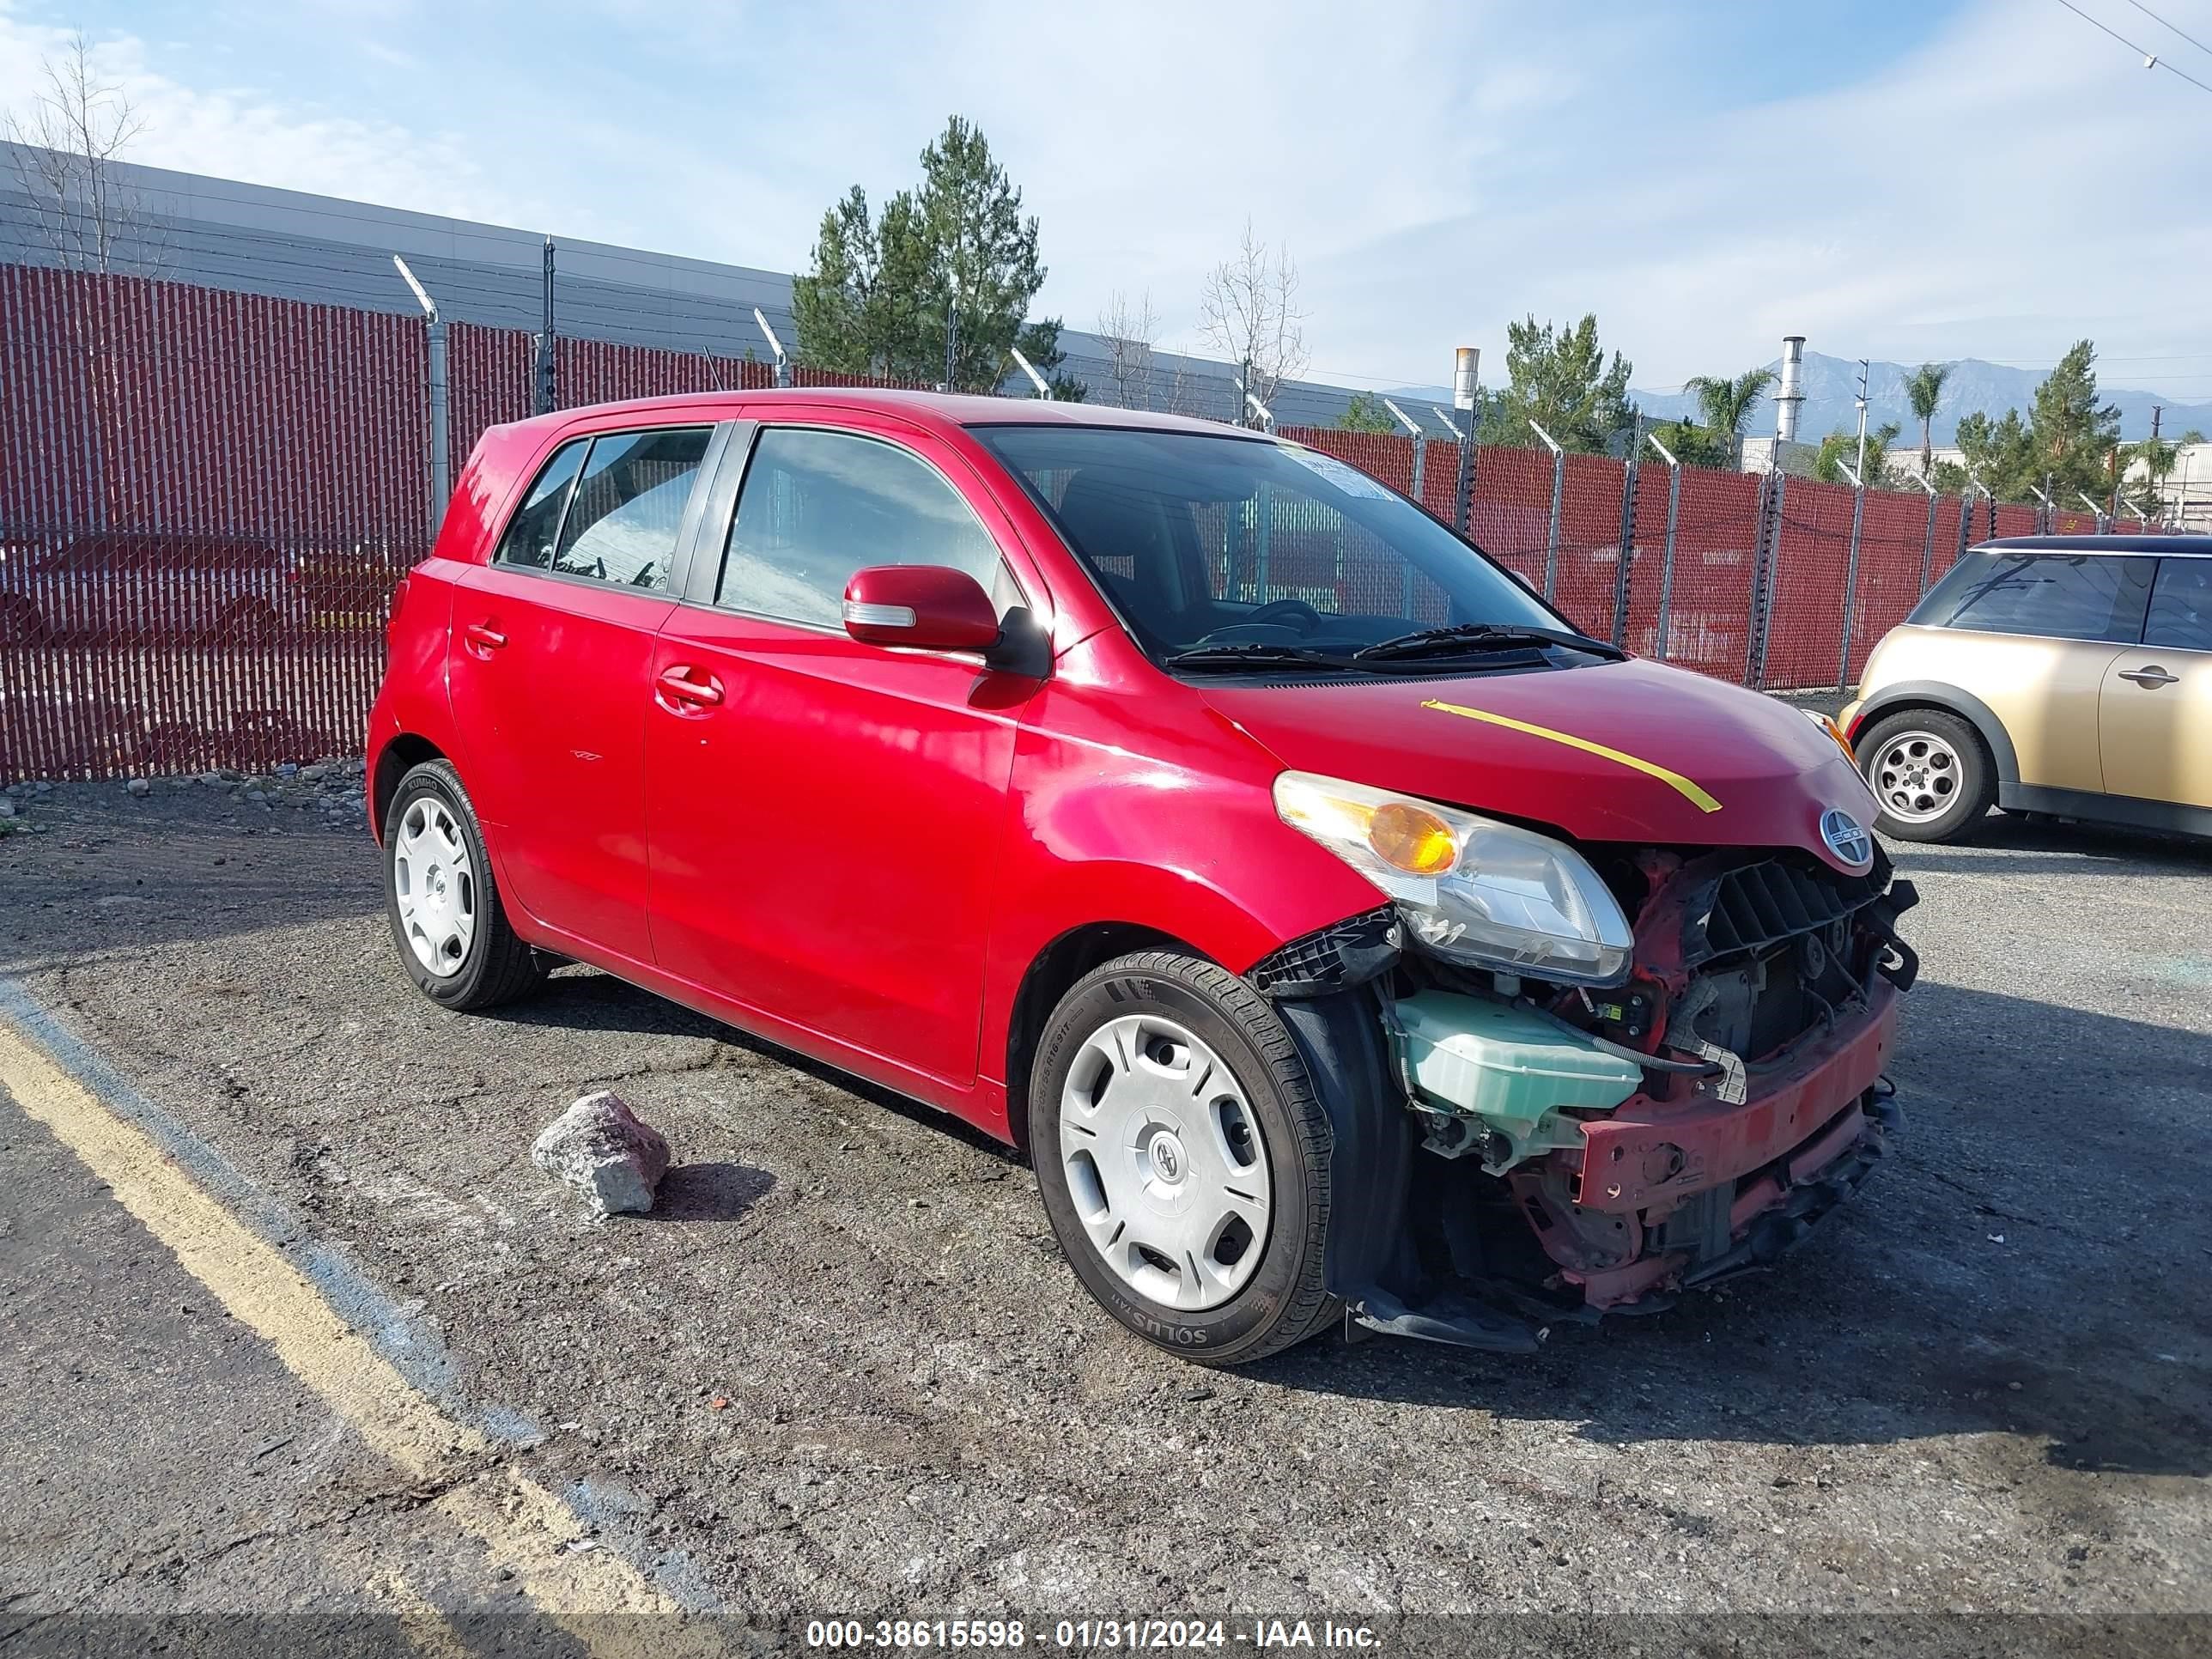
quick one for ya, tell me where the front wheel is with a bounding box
[1029,951,1339,1366]
[1857,709,1995,842]
[383,760,546,1011]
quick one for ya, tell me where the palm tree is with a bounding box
[1684,368,1779,466]
[1905,362,1954,482]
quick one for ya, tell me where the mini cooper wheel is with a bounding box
[383,760,545,1011]
[1857,709,1994,843]
[1029,951,1337,1365]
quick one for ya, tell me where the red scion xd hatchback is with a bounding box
[368,391,1918,1366]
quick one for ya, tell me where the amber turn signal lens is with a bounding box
[1367,802,1458,874]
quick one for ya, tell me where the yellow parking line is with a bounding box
[0,1017,693,1635]
[1420,698,1726,813]
[378,1574,476,1659]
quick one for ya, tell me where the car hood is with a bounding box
[1197,658,1881,872]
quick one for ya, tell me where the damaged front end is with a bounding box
[1248,845,1918,1352]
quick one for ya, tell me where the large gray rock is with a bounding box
[531,1091,671,1217]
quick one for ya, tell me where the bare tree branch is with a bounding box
[1199,221,1307,423]
[5,31,152,274]
[1094,289,1158,410]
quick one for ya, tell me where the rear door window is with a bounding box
[714,427,1013,626]
[549,428,712,592]
[1907,551,2154,643]
[2144,559,2212,652]
[495,428,711,592]
[495,440,588,570]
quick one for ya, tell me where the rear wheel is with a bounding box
[1029,951,1338,1365]
[383,760,545,1011]
[1858,709,1994,842]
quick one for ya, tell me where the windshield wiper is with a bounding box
[1163,643,1365,672]
[1352,623,1626,663]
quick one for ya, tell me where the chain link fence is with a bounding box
[1,262,2175,781]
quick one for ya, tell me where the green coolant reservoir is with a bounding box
[1394,991,1645,1173]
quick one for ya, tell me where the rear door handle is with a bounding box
[2118,665,2179,688]
[465,622,507,652]
[656,665,724,708]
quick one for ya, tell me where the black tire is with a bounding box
[382,759,546,1012]
[1856,708,1995,843]
[1028,951,1339,1366]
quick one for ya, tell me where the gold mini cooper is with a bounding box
[1842,536,2210,843]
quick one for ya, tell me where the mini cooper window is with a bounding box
[717,428,1010,627]
[1907,551,2154,644]
[2145,558,2212,652]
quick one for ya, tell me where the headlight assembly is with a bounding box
[1273,770,1633,986]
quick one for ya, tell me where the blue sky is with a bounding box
[5,0,2211,398]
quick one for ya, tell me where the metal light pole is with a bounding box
[1645,429,1682,660]
[1528,417,1565,602]
[392,255,448,538]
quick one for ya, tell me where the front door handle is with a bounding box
[656,665,724,708]
[2118,665,2179,688]
[464,622,507,652]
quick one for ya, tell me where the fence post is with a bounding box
[1955,489,1973,568]
[1611,453,1638,647]
[533,236,557,414]
[427,314,450,535]
[1838,473,1866,692]
[1655,445,1681,661]
[1747,469,1785,690]
[1917,479,1940,595]
[1454,433,1476,538]
[1405,438,1427,611]
[1528,420,1565,602]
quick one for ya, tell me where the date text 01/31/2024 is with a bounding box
[803,1619,1383,1650]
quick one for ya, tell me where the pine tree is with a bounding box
[1480,315,1635,453]
[2027,340,2120,501]
[792,118,1058,392]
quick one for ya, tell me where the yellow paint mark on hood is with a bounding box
[1421,698,1724,814]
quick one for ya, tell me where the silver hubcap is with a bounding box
[392,798,477,977]
[1058,1014,1272,1312]
[1869,730,1962,823]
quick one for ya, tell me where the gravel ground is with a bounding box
[1,769,2207,1625]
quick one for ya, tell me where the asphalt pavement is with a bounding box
[0,770,2207,1642]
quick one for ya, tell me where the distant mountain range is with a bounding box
[1386,350,2211,445]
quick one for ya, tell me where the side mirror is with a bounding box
[842,565,1004,654]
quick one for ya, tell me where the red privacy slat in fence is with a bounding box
[1843,486,1938,682]
[1763,477,1857,690]
[1992,503,2039,539]
[2,264,429,538]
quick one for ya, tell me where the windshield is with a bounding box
[973,425,1566,667]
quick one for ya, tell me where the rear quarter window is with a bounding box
[1906,551,2154,644]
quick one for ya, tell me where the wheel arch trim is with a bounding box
[1851,681,2018,787]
